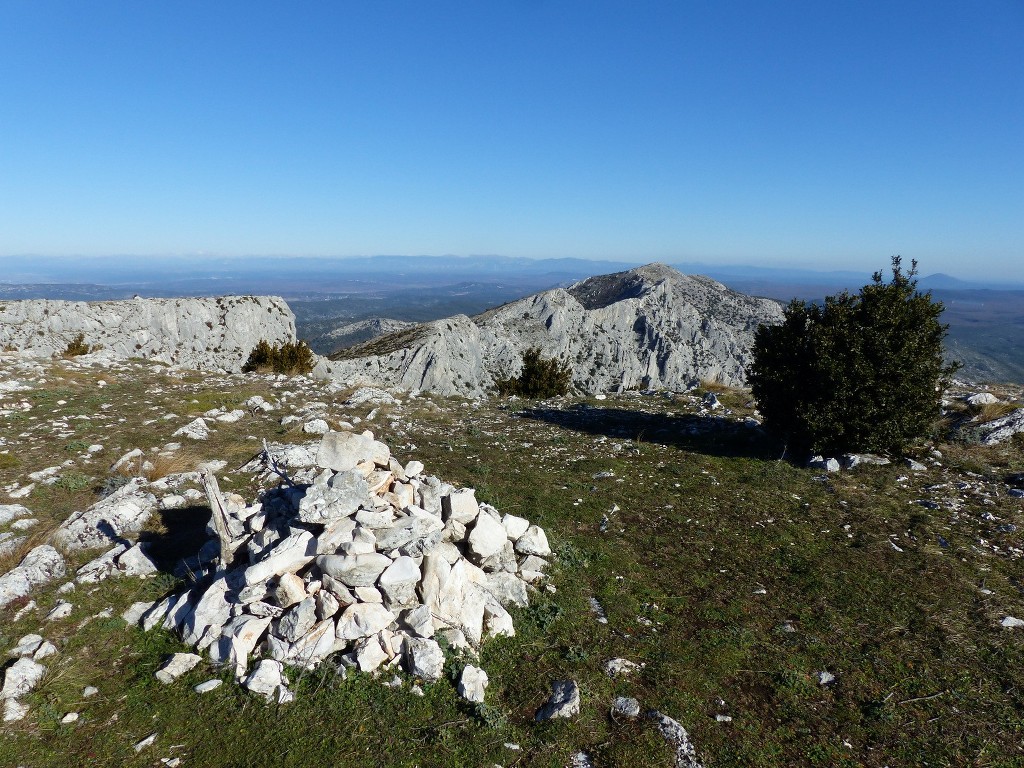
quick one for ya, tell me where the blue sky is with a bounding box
[1,1,1021,279]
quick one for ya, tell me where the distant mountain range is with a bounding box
[2,254,1020,294]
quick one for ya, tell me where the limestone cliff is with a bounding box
[0,295,295,372]
[319,264,784,396]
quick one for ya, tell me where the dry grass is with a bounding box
[109,449,199,482]
[144,451,199,481]
[973,401,1023,423]
[700,378,740,394]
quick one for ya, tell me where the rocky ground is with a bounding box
[1,350,1023,767]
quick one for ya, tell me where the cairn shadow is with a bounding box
[138,504,213,575]
[519,404,780,460]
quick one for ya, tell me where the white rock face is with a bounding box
[335,603,396,640]
[403,636,445,682]
[967,392,999,406]
[0,504,32,526]
[243,659,293,703]
[0,296,295,372]
[320,264,784,395]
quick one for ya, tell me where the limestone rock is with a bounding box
[1,657,46,700]
[458,664,489,702]
[378,556,421,610]
[243,659,293,703]
[515,525,551,557]
[8,634,44,658]
[3,698,29,722]
[967,392,999,405]
[317,552,392,588]
[0,504,32,526]
[535,679,581,721]
[173,418,211,441]
[354,634,390,672]
[316,431,389,472]
[321,264,784,396]
[118,543,159,577]
[980,408,1024,445]
[296,470,369,524]
[241,531,316,586]
[0,544,66,609]
[155,653,202,684]
[467,513,508,560]
[0,295,295,372]
[442,489,479,524]
[335,603,396,640]
[403,636,445,682]
[650,711,704,768]
[52,479,156,552]
[611,696,641,719]
[278,596,317,642]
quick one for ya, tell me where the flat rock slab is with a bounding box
[316,431,389,472]
[155,653,202,684]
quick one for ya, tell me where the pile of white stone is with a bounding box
[130,430,551,703]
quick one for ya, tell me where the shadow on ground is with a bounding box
[139,504,212,574]
[519,404,780,459]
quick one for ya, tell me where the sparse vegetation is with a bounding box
[748,257,959,455]
[495,347,573,398]
[242,339,315,375]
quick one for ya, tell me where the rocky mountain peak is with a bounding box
[318,264,785,396]
[567,263,680,309]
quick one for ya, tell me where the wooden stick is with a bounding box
[202,469,238,570]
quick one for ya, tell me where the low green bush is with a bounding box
[63,333,94,357]
[495,347,572,398]
[242,340,315,375]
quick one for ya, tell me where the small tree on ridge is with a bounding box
[747,256,959,456]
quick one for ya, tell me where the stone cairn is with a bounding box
[133,431,552,703]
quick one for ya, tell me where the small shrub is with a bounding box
[63,333,93,357]
[53,472,92,492]
[495,348,572,398]
[242,340,315,376]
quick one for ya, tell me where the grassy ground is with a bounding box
[1,354,1023,766]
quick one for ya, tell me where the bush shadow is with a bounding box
[518,404,780,459]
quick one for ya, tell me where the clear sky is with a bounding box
[1,1,1021,279]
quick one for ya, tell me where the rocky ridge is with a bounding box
[320,264,784,397]
[0,295,295,373]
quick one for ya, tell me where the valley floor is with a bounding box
[1,352,1023,767]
